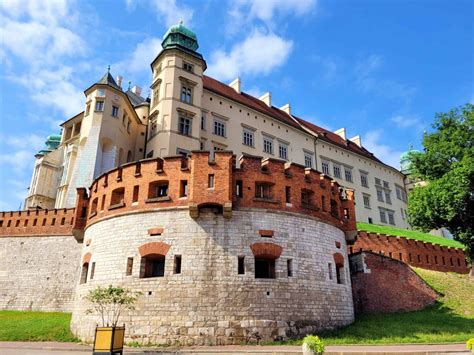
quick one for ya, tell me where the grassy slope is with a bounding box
[271,268,474,345]
[357,222,464,249]
[0,311,79,342]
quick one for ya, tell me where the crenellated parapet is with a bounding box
[0,208,76,237]
[233,154,357,236]
[0,151,357,239]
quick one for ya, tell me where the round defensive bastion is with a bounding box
[70,151,357,345]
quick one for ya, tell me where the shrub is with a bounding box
[467,338,474,351]
[302,335,325,354]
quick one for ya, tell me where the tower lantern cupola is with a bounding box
[162,21,199,52]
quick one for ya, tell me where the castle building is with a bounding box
[25,22,410,229]
[1,23,469,345]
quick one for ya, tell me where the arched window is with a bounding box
[110,187,125,208]
[333,253,345,284]
[138,242,171,278]
[250,242,283,279]
[80,262,89,284]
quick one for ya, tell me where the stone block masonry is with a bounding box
[71,209,354,345]
[0,235,81,312]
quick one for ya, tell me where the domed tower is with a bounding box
[146,21,206,158]
[400,145,422,192]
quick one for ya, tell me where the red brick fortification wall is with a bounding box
[350,232,469,274]
[350,252,439,314]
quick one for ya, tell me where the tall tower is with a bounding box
[146,22,206,158]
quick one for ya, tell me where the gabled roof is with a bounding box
[96,72,122,91]
[126,90,148,107]
[202,75,384,165]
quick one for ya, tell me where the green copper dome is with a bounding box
[162,21,199,52]
[36,133,61,156]
[400,145,419,175]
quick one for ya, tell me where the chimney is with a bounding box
[229,77,241,94]
[280,103,291,115]
[259,92,271,107]
[349,135,362,147]
[334,128,346,140]
[116,75,123,88]
[132,85,142,97]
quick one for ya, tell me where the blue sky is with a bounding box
[0,0,472,211]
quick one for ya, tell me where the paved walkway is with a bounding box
[0,342,470,354]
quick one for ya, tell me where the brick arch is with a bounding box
[333,252,344,266]
[139,242,171,257]
[250,242,283,259]
[82,252,92,265]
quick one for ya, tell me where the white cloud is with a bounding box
[363,130,404,169]
[0,0,71,25]
[125,0,193,27]
[115,37,162,75]
[228,0,316,29]
[207,30,293,81]
[391,115,423,130]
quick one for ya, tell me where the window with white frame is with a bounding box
[379,208,387,223]
[387,210,395,225]
[178,116,192,136]
[322,160,330,175]
[362,194,371,208]
[383,180,390,189]
[375,178,382,186]
[152,85,160,108]
[263,137,273,154]
[180,85,192,104]
[183,62,194,73]
[400,208,405,220]
[304,152,313,168]
[360,171,369,187]
[97,89,105,97]
[376,187,384,202]
[396,185,407,202]
[213,119,226,137]
[243,129,254,147]
[112,105,119,117]
[201,114,206,130]
[384,190,392,204]
[95,100,104,112]
[279,143,288,160]
[333,163,342,178]
[344,167,353,182]
[149,116,158,138]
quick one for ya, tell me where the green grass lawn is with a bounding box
[0,311,79,342]
[357,222,464,249]
[272,267,474,345]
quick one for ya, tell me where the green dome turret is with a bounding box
[400,144,419,175]
[162,21,199,52]
[36,133,61,157]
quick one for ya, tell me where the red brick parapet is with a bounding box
[0,151,357,239]
[349,231,469,274]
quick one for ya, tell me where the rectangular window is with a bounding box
[385,190,392,204]
[97,88,105,97]
[180,180,188,197]
[95,100,104,112]
[376,187,384,202]
[255,182,273,199]
[388,210,395,225]
[333,164,341,178]
[201,115,206,130]
[213,120,226,137]
[379,209,387,223]
[322,160,330,175]
[328,263,333,280]
[375,178,382,186]
[183,62,194,72]
[178,116,192,136]
[363,194,371,208]
[208,174,215,188]
[243,129,254,147]
[255,258,275,279]
[285,186,291,204]
[360,171,369,187]
[396,187,402,200]
[85,103,91,116]
[287,259,293,277]
[344,168,353,182]
[180,85,192,104]
[174,255,182,274]
[383,180,390,189]
[90,262,96,280]
[304,153,313,168]
[238,256,245,275]
[236,180,243,197]
[152,86,160,107]
[279,143,288,160]
[400,208,405,220]
[112,105,119,117]
[126,257,133,276]
[263,137,273,154]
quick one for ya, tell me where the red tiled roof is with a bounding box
[202,75,383,165]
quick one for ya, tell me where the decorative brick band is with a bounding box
[82,252,91,264]
[139,242,171,257]
[250,242,283,259]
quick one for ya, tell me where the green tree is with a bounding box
[407,104,474,274]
